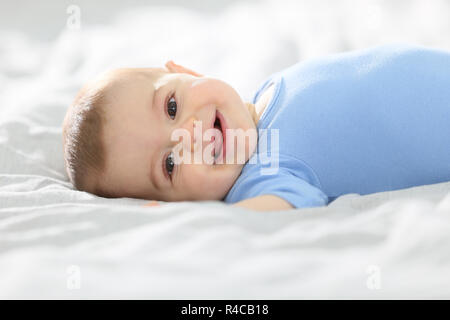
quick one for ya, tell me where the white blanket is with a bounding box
[1,0,450,299]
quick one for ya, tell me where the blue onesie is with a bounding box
[224,43,450,208]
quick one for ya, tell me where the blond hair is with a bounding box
[62,85,110,196]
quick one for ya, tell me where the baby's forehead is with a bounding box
[100,68,168,120]
[82,67,168,106]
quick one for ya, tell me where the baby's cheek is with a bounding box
[181,165,215,198]
[182,164,236,200]
[185,166,208,188]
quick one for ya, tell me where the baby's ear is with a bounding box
[165,60,204,77]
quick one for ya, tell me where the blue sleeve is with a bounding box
[225,167,329,209]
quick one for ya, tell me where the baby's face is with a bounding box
[97,66,256,201]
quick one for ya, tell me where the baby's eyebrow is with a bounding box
[146,72,168,192]
[149,86,156,111]
[149,74,167,112]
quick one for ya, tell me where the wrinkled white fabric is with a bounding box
[1,0,450,298]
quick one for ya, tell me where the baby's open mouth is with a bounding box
[212,111,226,163]
[214,113,221,129]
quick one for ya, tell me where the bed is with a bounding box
[1,0,450,299]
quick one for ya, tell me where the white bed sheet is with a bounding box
[1,0,450,299]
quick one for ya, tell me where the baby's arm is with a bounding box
[233,195,293,211]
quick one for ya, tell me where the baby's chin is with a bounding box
[211,163,244,198]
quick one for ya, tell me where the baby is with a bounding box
[62,43,450,211]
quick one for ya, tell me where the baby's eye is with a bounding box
[167,96,177,120]
[165,152,175,178]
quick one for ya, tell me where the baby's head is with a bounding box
[62,61,257,201]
